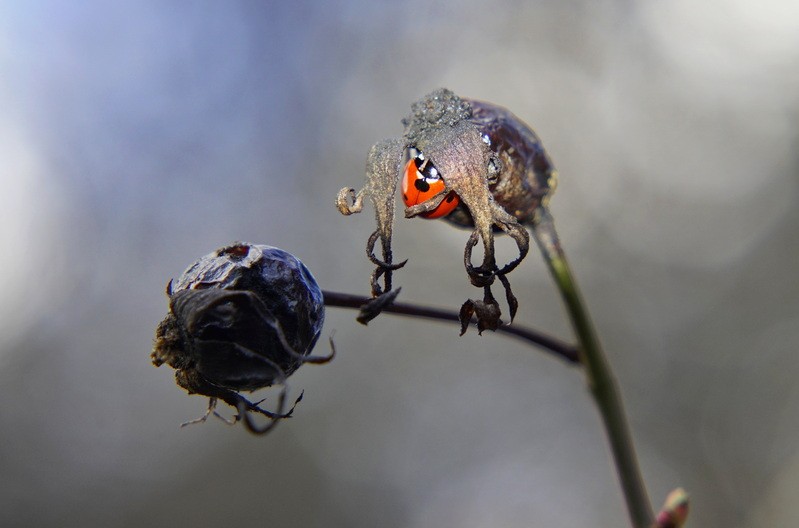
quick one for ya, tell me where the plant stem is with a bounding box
[531,210,654,528]
[322,290,579,364]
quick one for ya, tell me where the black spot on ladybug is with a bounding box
[445,193,456,203]
[414,179,430,192]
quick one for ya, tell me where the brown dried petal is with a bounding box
[459,289,502,335]
[357,288,401,325]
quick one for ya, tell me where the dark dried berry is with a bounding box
[152,242,328,434]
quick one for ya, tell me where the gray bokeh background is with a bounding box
[1,1,797,526]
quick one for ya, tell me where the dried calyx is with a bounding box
[336,88,557,333]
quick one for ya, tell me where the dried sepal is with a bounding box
[356,287,402,325]
[406,117,498,274]
[459,287,502,335]
[172,357,297,436]
[337,88,556,330]
[336,138,407,297]
[458,222,525,331]
[403,187,449,218]
[489,202,530,276]
[366,230,408,271]
[497,273,519,323]
[335,187,365,215]
[403,91,531,327]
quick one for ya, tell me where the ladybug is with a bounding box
[401,149,460,219]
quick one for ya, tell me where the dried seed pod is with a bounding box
[152,242,330,435]
[442,98,558,228]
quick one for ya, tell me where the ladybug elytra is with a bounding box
[401,150,460,219]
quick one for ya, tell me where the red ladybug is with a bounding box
[401,151,460,219]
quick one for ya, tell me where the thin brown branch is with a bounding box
[321,290,580,364]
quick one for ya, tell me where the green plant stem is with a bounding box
[532,209,654,528]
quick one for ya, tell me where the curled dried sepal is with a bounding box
[497,273,519,323]
[356,287,401,325]
[174,364,302,435]
[336,138,407,297]
[455,224,524,333]
[459,287,502,335]
[335,187,364,216]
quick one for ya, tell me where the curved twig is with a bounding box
[321,289,579,364]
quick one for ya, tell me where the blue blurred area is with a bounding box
[1,1,798,526]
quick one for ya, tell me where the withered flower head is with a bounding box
[336,89,557,333]
[152,243,331,435]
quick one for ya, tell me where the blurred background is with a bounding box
[1,1,797,526]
